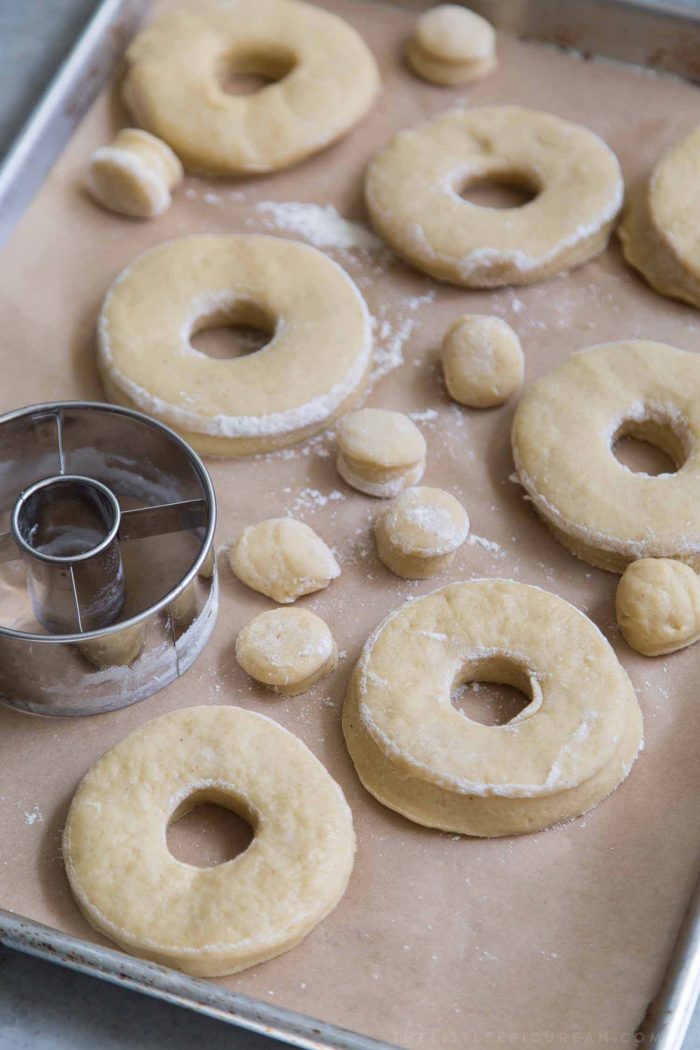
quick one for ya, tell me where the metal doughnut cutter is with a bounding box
[0,402,217,716]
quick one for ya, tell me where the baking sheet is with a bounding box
[1,1,700,1046]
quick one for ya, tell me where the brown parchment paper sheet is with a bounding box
[2,2,700,1046]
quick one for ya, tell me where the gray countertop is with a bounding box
[0,3,698,1049]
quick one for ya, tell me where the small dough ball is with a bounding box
[79,621,145,669]
[337,408,427,497]
[406,4,497,86]
[616,558,700,656]
[230,518,340,603]
[87,128,183,218]
[442,315,524,408]
[375,486,469,579]
[236,608,338,695]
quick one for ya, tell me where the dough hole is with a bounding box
[611,416,688,476]
[456,174,539,210]
[189,301,276,360]
[450,655,539,727]
[216,48,296,96]
[167,789,256,869]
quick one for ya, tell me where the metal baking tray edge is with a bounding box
[1,1,699,1048]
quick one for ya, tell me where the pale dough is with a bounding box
[512,340,700,572]
[375,486,469,579]
[343,580,643,837]
[230,518,340,603]
[97,235,372,456]
[63,706,355,976]
[87,129,183,219]
[441,314,523,408]
[616,558,700,657]
[336,408,426,497]
[365,106,623,288]
[122,0,379,176]
[406,4,497,86]
[619,127,700,310]
[79,621,145,670]
[236,608,337,695]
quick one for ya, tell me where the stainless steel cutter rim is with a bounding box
[0,399,217,643]
[11,473,122,565]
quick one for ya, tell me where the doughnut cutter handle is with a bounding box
[0,401,217,716]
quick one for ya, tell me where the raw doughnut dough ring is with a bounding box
[343,580,643,837]
[122,0,380,176]
[230,518,340,603]
[236,608,337,695]
[87,129,183,219]
[441,314,523,408]
[512,340,700,572]
[616,558,700,656]
[375,486,469,579]
[336,408,426,497]
[406,4,497,86]
[619,128,700,310]
[64,706,355,976]
[98,235,372,456]
[365,106,623,288]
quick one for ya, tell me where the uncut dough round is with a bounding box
[98,235,372,456]
[441,315,523,407]
[236,608,338,695]
[616,558,700,656]
[619,128,700,309]
[375,486,469,579]
[87,129,183,219]
[365,106,623,288]
[336,408,426,497]
[230,518,340,603]
[63,706,355,976]
[406,5,497,86]
[121,0,379,176]
[512,340,700,572]
[343,580,643,836]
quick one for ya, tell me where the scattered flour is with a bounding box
[468,533,506,556]
[288,488,345,515]
[24,805,43,826]
[253,201,382,251]
[409,408,439,422]
[371,315,418,383]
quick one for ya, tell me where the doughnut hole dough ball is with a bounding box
[406,4,497,86]
[87,129,183,219]
[121,0,380,176]
[375,486,469,579]
[619,128,700,310]
[616,558,700,657]
[336,408,427,497]
[236,608,338,695]
[365,106,623,288]
[63,706,355,976]
[512,340,700,573]
[442,315,523,408]
[343,580,643,837]
[230,518,340,604]
[97,235,373,456]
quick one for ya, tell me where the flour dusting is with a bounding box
[254,201,382,251]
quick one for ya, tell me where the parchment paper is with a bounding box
[1,2,700,1046]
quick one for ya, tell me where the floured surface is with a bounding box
[1,1,700,1046]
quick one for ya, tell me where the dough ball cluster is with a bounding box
[616,558,700,657]
[236,608,338,695]
[230,518,340,603]
[336,408,426,496]
[619,127,700,310]
[441,315,523,408]
[87,129,183,219]
[406,4,497,86]
[375,486,469,579]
